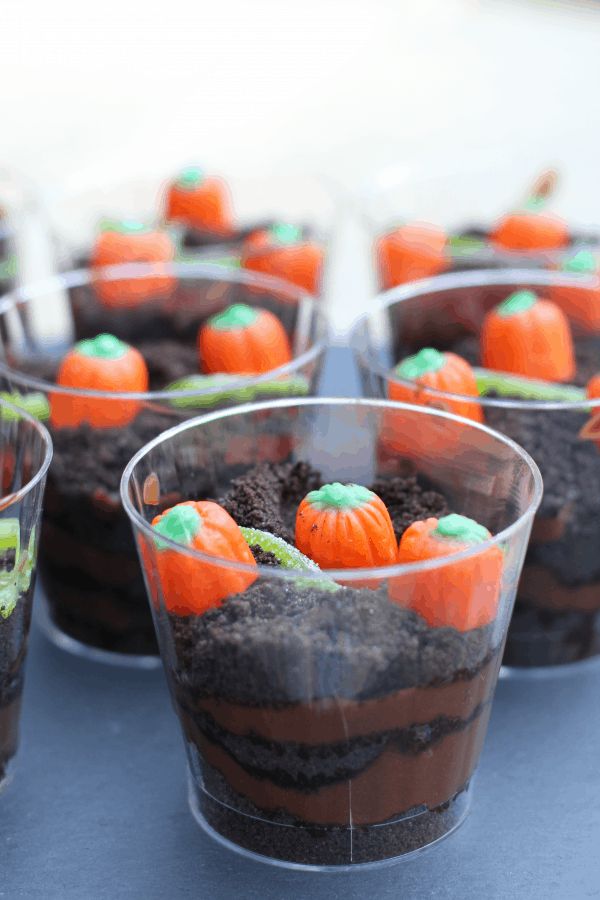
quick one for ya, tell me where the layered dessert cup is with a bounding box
[353,268,600,668]
[0,263,327,665]
[0,397,52,789]
[46,169,332,301]
[0,167,42,296]
[121,398,540,867]
[360,162,600,291]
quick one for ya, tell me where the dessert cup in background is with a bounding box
[43,168,334,299]
[121,398,541,868]
[0,167,50,297]
[0,397,52,790]
[359,160,600,291]
[353,268,600,669]
[0,263,327,666]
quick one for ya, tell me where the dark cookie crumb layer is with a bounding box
[401,327,600,666]
[0,591,33,781]
[504,602,600,667]
[219,461,322,545]
[171,580,493,705]
[191,761,470,866]
[219,464,449,546]
[180,699,489,790]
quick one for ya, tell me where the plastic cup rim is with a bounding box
[120,395,543,583]
[0,396,53,508]
[0,261,329,401]
[352,267,600,412]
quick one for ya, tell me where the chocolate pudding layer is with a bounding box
[0,590,33,783]
[168,465,500,864]
[394,328,600,666]
[192,762,472,865]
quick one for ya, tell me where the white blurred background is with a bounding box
[1,0,600,330]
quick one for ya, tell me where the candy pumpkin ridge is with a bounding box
[74,333,130,360]
[304,483,375,511]
[208,303,259,331]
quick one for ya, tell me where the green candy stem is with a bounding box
[447,235,487,255]
[496,290,537,318]
[153,505,202,549]
[176,166,205,189]
[562,249,597,274]
[0,393,50,422]
[174,247,242,268]
[474,368,586,402]
[75,333,129,360]
[522,195,547,214]
[433,513,490,545]
[202,255,242,269]
[208,303,259,332]
[99,218,148,235]
[396,348,445,381]
[165,373,309,409]
[306,483,374,511]
[270,223,303,246]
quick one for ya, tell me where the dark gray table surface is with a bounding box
[2,348,600,900]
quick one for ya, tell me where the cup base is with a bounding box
[187,770,471,871]
[501,651,600,680]
[37,597,161,670]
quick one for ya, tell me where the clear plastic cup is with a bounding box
[352,268,600,669]
[121,398,541,868]
[0,397,52,791]
[359,160,600,291]
[0,263,328,666]
[0,167,47,295]
[44,169,335,297]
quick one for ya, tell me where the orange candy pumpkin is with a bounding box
[390,514,503,631]
[295,483,397,572]
[376,222,448,290]
[151,500,257,615]
[50,333,149,429]
[587,374,600,400]
[90,220,175,308]
[389,348,483,424]
[490,209,569,252]
[584,374,600,449]
[550,250,600,333]
[242,223,324,296]
[481,290,575,382]
[165,166,234,235]
[198,303,292,375]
